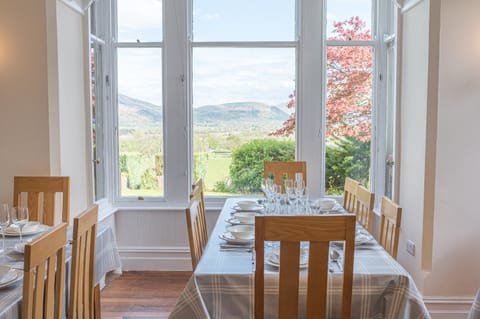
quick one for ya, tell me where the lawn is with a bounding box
[203,152,232,194]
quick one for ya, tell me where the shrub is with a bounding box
[141,168,158,190]
[325,137,370,194]
[229,139,295,193]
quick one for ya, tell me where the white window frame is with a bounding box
[188,0,299,208]
[92,0,396,210]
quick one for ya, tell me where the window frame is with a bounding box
[111,0,168,204]
[91,0,397,209]
[189,0,299,205]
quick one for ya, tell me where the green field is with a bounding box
[202,152,232,194]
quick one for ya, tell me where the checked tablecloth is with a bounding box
[0,221,121,319]
[170,198,431,319]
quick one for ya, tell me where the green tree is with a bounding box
[325,137,370,194]
[229,139,295,193]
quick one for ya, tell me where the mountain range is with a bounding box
[118,94,290,131]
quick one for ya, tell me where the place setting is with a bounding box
[219,225,254,251]
[231,200,264,213]
[0,264,23,289]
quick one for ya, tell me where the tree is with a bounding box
[271,16,372,143]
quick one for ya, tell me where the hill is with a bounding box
[118,94,289,132]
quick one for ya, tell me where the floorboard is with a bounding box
[100,271,192,319]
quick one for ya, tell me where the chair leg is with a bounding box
[94,283,101,319]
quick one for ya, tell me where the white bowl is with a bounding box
[233,212,256,224]
[227,225,254,240]
[314,198,337,210]
[236,200,258,210]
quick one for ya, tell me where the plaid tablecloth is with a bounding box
[170,198,431,319]
[0,221,121,319]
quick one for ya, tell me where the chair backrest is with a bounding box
[263,161,307,192]
[22,223,67,319]
[13,176,70,226]
[343,177,359,213]
[355,185,374,233]
[379,196,402,259]
[254,215,356,319]
[68,205,99,319]
[186,179,208,269]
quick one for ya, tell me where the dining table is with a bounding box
[169,198,431,319]
[0,221,121,319]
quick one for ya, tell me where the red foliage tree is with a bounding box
[271,16,372,142]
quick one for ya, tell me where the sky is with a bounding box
[116,0,372,108]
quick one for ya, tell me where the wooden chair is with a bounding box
[263,161,307,192]
[22,223,67,319]
[343,177,359,213]
[255,215,356,319]
[379,196,402,259]
[68,205,100,319]
[13,176,70,226]
[186,179,208,269]
[355,185,375,233]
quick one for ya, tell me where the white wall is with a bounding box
[399,0,480,316]
[56,1,91,218]
[0,0,53,203]
[0,0,91,221]
[425,0,480,296]
[397,0,430,291]
[115,208,219,271]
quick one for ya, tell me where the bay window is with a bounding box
[89,0,397,207]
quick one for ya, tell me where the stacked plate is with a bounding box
[0,265,22,289]
[226,212,257,225]
[1,222,49,237]
[232,200,264,212]
[220,225,255,245]
[266,248,309,269]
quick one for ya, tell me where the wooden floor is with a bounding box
[100,271,192,319]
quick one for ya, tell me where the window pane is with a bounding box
[117,48,164,197]
[193,48,295,195]
[193,0,295,41]
[325,46,373,195]
[326,0,372,41]
[90,44,105,201]
[117,0,163,42]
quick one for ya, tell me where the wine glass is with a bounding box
[284,179,295,211]
[0,204,9,254]
[294,180,305,209]
[11,207,29,243]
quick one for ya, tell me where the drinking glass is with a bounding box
[11,207,29,243]
[294,180,305,209]
[0,204,9,254]
[284,179,295,212]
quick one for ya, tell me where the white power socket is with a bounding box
[406,240,416,256]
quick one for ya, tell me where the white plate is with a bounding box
[265,252,308,269]
[232,205,263,212]
[2,222,49,237]
[355,232,374,245]
[225,217,253,226]
[0,265,10,278]
[0,265,18,286]
[0,269,22,289]
[219,232,254,245]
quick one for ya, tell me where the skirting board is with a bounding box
[424,296,475,319]
[118,246,193,271]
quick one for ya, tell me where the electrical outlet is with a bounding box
[406,240,416,256]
